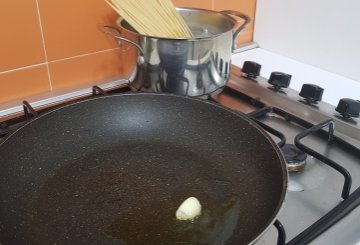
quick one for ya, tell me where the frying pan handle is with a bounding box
[220,10,251,51]
[101,25,144,55]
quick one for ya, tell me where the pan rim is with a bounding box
[0,92,288,244]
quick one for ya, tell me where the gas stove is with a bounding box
[0,60,359,244]
[212,64,360,244]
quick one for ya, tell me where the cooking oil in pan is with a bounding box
[28,142,251,244]
[104,195,241,245]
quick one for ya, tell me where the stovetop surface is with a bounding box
[212,70,360,244]
[0,66,359,244]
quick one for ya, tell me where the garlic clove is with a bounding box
[175,197,202,221]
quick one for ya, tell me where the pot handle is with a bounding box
[101,25,144,55]
[220,10,251,51]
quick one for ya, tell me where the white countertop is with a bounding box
[232,48,360,106]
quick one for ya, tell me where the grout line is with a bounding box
[35,0,53,90]
[0,48,119,76]
[0,63,46,75]
[48,48,120,64]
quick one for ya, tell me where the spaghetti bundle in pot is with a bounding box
[105,0,193,38]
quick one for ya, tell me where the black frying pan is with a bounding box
[0,93,287,245]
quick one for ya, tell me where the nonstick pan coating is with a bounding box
[0,93,287,244]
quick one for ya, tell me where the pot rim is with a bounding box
[116,7,236,41]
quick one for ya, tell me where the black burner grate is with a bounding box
[249,106,360,245]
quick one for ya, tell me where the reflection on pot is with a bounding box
[105,8,251,98]
[157,40,190,94]
[110,8,250,97]
[133,45,231,97]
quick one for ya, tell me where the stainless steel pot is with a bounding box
[103,8,251,97]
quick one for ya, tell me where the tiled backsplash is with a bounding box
[0,0,255,105]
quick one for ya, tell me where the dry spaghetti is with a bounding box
[105,0,193,38]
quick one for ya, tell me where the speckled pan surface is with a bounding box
[0,93,287,245]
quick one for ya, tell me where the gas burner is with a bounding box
[281,144,307,172]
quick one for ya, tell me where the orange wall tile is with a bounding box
[0,0,45,72]
[38,0,119,61]
[214,0,256,46]
[0,66,50,104]
[172,0,213,9]
[235,29,254,46]
[214,0,257,17]
[49,48,135,90]
[0,0,256,106]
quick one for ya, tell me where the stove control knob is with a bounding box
[241,61,261,79]
[299,84,324,103]
[335,98,360,119]
[268,72,292,89]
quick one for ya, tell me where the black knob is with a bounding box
[268,72,292,89]
[335,98,360,119]
[299,84,324,103]
[242,61,261,79]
